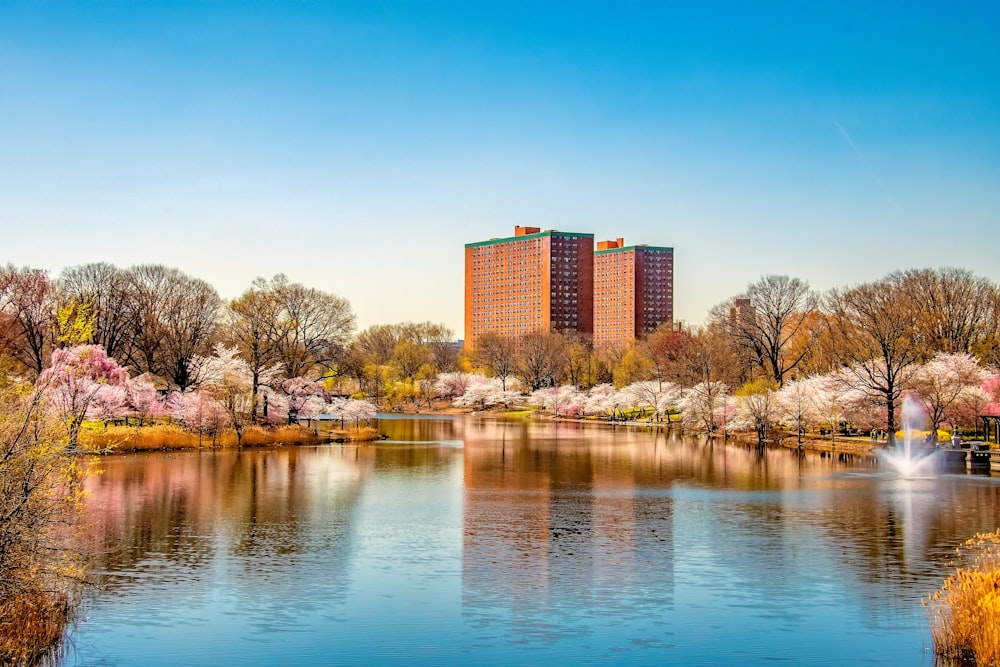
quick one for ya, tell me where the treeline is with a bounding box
[4,263,1000,437]
[0,265,355,389]
[464,269,1000,440]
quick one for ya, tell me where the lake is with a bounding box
[65,416,1000,666]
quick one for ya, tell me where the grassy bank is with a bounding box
[926,531,1000,665]
[80,423,381,452]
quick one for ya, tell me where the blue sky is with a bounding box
[2,1,998,337]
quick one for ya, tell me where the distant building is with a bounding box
[464,226,594,350]
[593,238,674,348]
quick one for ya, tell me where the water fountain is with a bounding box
[877,395,939,477]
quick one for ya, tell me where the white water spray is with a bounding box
[877,396,939,478]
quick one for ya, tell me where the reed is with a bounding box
[337,426,379,441]
[79,423,379,451]
[925,530,1000,665]
[80,424,200,451]
[0,591,70,666]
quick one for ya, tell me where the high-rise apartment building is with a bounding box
[464,226,594,350]
[593,238,674,348]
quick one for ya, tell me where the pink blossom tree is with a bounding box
[529,385,586,417]
[168,391,229,445]
[126,375,168,426]
[678,381,729,433]
[454,378,522,410]
[325,397,377,428]
[187,344,255,444]
[38,344,129,449]
[282,377,330,425]
[909,353,988,432]
[775,378,815,444]
[87,384,129,427]
[433,372,485,400]
[584,384,621,418]
[622,381,682,422]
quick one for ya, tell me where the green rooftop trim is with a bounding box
[465,230,595,249]
[594,245,674,255]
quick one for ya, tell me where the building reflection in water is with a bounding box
[461,420,677,646]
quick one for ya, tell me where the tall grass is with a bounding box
[0,592,70,666]
[80,423,380,452]
[925,530,1000,665]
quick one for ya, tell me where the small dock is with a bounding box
[937,443,998,472]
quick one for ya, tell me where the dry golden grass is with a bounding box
[80,424,200,452]
[79,423,381,452]
[925,530,1000,665]
[241,425,322,446]
[336,426,380,442]
[0,591,70,666]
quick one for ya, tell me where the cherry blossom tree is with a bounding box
[909,353,988,432]
[38,344,129,449]
[87,384,129,427]
[529,385,586,417]
[454,378,522,410]
[621,381,682,421]
[282,377,330,425]
[325,397,377,428]
[257,387,290,427]
[168,391,229,444]
[775,378,813,445]
[433,372,484,399]
[126,374,168,426]
[678,381,729,433]
[187,344,255,444]
[584,384,621,418]
[732,378,778,446]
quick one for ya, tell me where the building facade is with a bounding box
[593,238,674,348]
[464,227,594,350]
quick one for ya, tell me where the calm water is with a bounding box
[65,417,1000,666]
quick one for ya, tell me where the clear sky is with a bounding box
[2,1,998,337]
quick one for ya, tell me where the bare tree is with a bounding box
[272,276,356,379]
[673,323,742,390]
[225,277,284,423]
[58,263,137,360]
[562,332,595,388]
[898,267,999,356]
[826,274,923,436]
[518,331,566,391]
[711,275,819,386]
[353,323,402,366]
[474,333,517,391]
[125,265,222,389]
[0,265,55,377]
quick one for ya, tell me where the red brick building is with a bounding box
[464,227,594,350]
[593,238,674,348]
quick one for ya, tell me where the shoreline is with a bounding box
[387,403,883,456]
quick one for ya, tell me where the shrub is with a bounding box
[925,530,1000,665]
[1,381,88,664]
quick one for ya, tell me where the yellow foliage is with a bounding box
[55,301,95,346]
[926,530,1000,665]
[736,377,778,397]
[1,381,87,663]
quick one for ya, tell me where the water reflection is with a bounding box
[70,417,1000,666]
